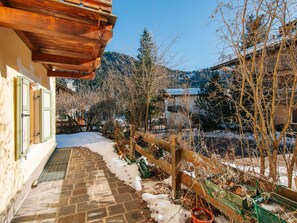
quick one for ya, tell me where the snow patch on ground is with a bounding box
[56,132,101,148]
[142,193,191,223]
[225,162,297,189]
[205,130,254,140]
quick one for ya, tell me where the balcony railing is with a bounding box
[167,105,187,113]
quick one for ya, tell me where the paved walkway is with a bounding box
[12,147,152,223]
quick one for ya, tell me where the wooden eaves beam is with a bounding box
[48,70,95,80]
[32,52,93,65]
[38,48,94,60]
[33,53,101,69]
[50,57,101,72]
[0,6,101,44]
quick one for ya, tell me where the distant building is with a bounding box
[65,80,77,92]
[56,83,85,133]
[56,82,76,96]
[211,21,297,128]
[163,88,201,128]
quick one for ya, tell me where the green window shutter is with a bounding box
[40,89,53,142]
[16,76,30,160]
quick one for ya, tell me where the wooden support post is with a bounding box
[171,135,181,199]
[129,124,136,160]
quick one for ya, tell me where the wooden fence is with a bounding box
[114,124,297,223]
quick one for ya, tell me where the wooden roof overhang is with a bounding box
[0,0,117,79]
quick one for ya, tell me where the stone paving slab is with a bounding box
[11,147,153,223]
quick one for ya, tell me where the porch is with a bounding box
[12,146,152,223]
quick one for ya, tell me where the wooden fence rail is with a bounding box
[114,124,297,223]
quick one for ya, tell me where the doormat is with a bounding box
[38,148,71,183]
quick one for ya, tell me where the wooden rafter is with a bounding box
[0,7,101,44]
[15,31,38,51]
[39,48,94,60]
[48,70,95,80]
[32,52,92,65]
[50,58,101,72]
[42,63,52,71]
[92,57,101,69]
[100,24,113,43]
[52,64,91,73]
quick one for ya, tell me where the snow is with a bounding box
[204,130,296,147]
[205,130,254,141]
[260,202,284,213]
[225,162,297,189]
[57,132,190,222]
[56,132,101,148]
[166,88,201,96]
[142,193,191,223]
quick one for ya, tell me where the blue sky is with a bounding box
[106,1,220,71]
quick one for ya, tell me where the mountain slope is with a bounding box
[56,51,215,91]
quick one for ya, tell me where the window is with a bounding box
[15,76,30,160]
[292,109,297,124]
[15,77,53,160]
[40,89,53,142]
[29,84,35,145]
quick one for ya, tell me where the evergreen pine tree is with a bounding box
[195,72,235,130]
[137,29,156,66]
[242,14,267,49]
[135,29,161,131]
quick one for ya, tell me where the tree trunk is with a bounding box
[288,167,293,188]
[269,148,278,183]
[259,148,265,176]
[149,108,152,131]
[145,99,150,132]
[287,138,297,188]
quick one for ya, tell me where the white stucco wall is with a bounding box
[164,94,198,127]
[0,27,56,221]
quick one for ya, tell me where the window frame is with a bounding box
[40,88,53,142]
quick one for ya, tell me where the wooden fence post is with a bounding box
[171,135,181,199]
[114,120,119,144]
[129,124,135,160]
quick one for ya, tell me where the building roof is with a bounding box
[165,88,201,96]
[56,82,76,95]
[211,37,284,70]
[0,0,117,80]
[210,30,296,70]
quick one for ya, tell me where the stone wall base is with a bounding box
[0,143,56,223]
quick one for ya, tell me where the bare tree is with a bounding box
[104,29,176,131]
[56,88,102,132]
[215,0,297,186]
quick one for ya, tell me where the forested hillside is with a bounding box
[56,51,217,91]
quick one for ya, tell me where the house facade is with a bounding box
[211,27,297,128]
[164,88,200,128]
[0,1,116,222]
[0,27,57,222]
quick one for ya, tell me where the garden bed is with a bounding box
[254,193,297,223]
[204,175,257,213]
